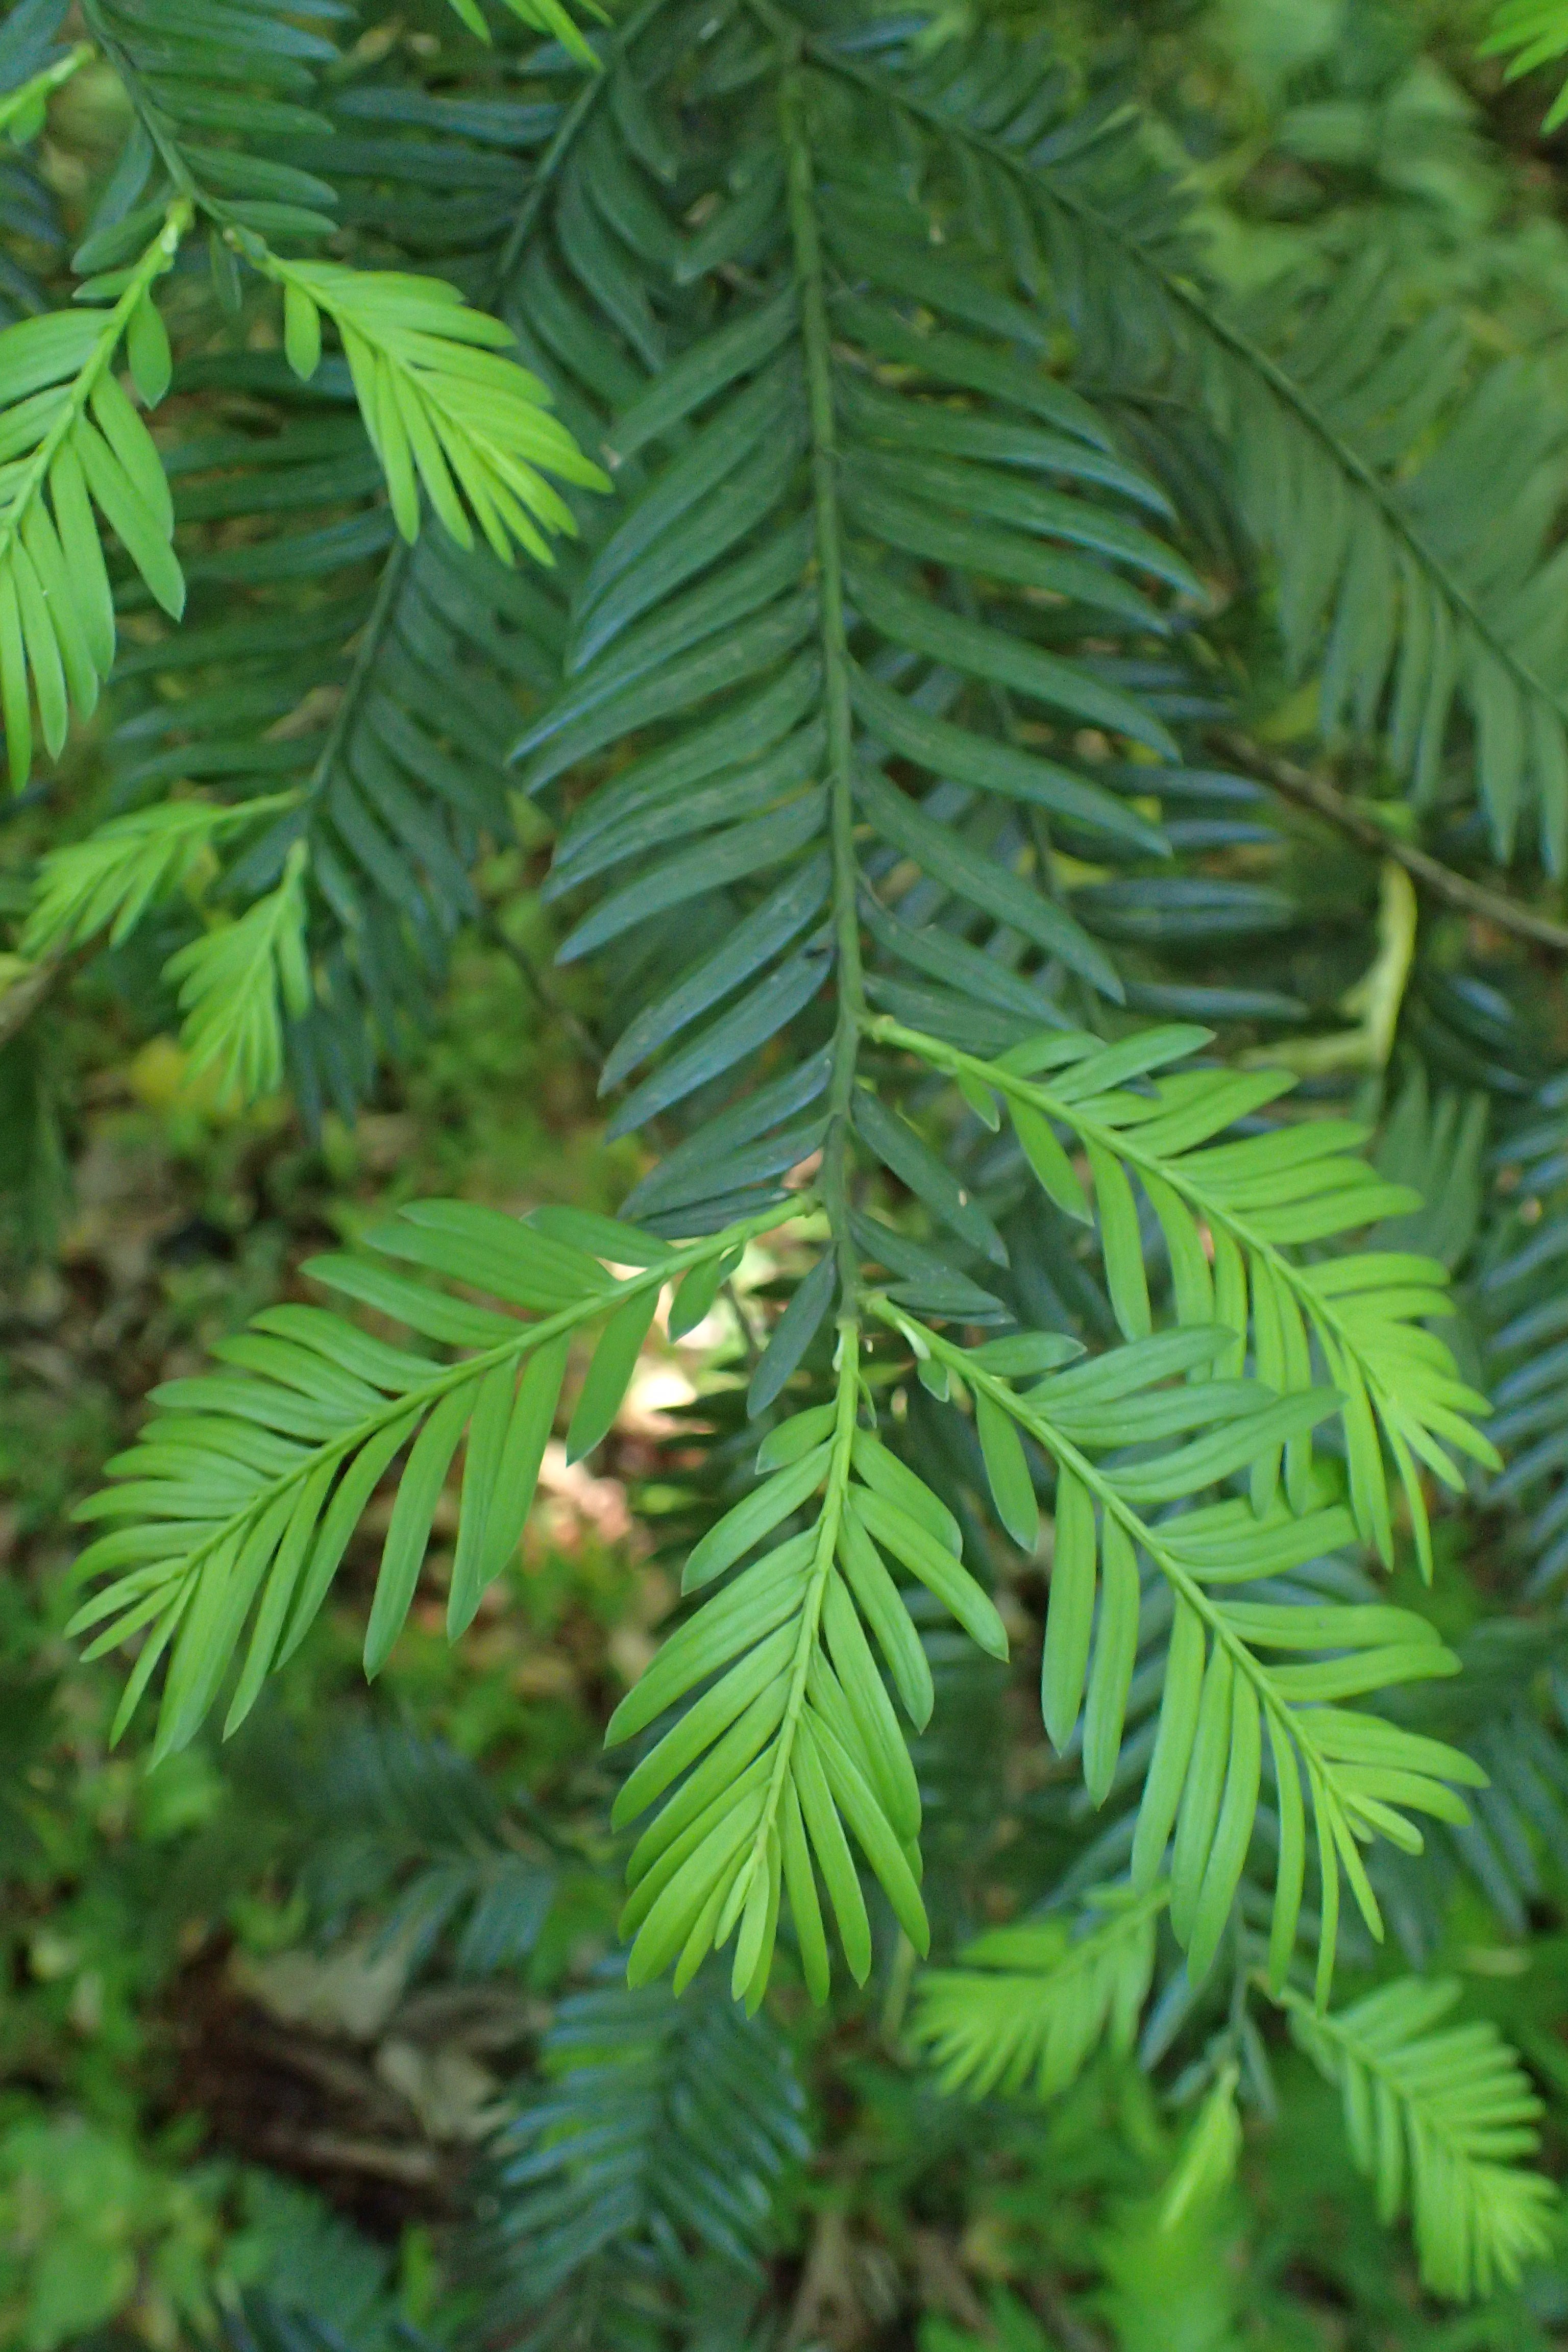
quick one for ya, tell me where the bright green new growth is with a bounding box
[606,1315,1008,2009]
[0,38,604,1095]
[66,1198,805,1753]
[917,1901,1556,2299]
[1284,1978,1557,2298]
[254,248,611,562]
[442,0,607,66]
[0,37,89,145]
[161,840,312,1105]
[22,795,298,958]
[1160,2063,1243,2233]
[19,792,312,1100]
[878,1303,1483,2004]
[1482,0,1568,131]
[871,1015,1500,1579]
[915,1886,1167,2100]
[0,202,188,787]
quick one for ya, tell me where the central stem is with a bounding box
[723,1311,860,1975]
[76,1197,818,1653]
[781,48,864,1311]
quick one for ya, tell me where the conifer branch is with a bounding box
[1222,734,1568,954]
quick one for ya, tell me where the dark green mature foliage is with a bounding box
[481,1968,807,2342]
[6,0,1568,2338]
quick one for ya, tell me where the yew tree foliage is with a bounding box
[7,0,1568,2321]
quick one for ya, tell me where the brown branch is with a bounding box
[1214,732,1568,957]
[256,2126,445,2186]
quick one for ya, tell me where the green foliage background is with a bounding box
[7,0,1568,2348]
